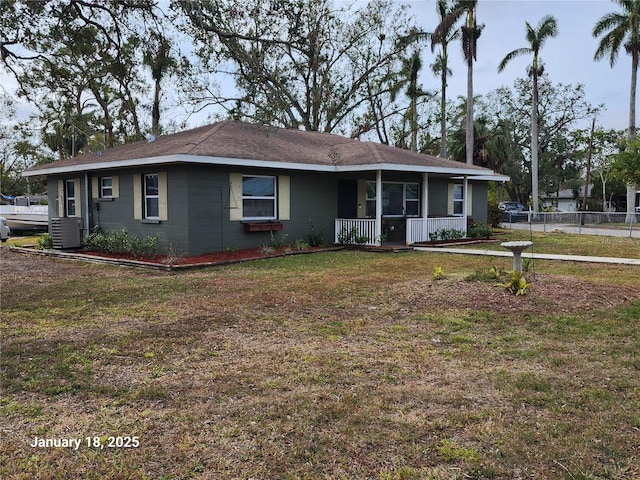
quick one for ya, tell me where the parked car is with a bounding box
[499,202,528,223]
[498,201,526,212]
[0,217,10,242]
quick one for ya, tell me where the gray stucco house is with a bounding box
[24,121,507,255]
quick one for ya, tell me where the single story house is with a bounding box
[23,121,508,255]
[542,186,593,212]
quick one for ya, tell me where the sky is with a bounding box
[1,0,631,133]
[411,0,630,132]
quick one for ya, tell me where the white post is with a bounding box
[84,173,90,236]
[375,170,382,246]
[463,175,468,236]
[422,172,429,241]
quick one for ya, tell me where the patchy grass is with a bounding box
[1,243,639,479]
[486,228,640,258]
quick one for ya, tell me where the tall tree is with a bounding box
[498,14,558,213]
[448,115,510,172]
[430,0,458,158]
[143,32,178,137]
[482,76,600,206]
[1,1,170,157]
[611,137,640,197]
[593,0,640,220]
[176,0,424,134]
[390,50,432,151]
[588,129,625,211]
[432,0,482,165]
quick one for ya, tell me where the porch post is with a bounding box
[463,175,468,235]
[375,169,382,246]
[422,172,429,241]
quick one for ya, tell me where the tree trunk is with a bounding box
[531,70,539,212]
[629,51,637,141]
[465,59,473,165]
[626,50,638,223]
[440,47,447,159]
[152,78,161,137]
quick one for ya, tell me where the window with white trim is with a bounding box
[453,184,464,216]
[242,175,276,220]
[65,179,76,216]
[100,177,113,198]
[366,181,420,217]
[144,174,160,219]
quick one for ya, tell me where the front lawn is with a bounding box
[1,237,639,479]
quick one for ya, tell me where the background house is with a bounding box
[23,121,507,255]
[542,185,593,212]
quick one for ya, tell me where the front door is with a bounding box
[337,179,358,218]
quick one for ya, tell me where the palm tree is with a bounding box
[387,50,429,151]
[143,32,177,137]
[432,0,482,165]
[449,115,510,172]
[498,15,558,213]
[593,0,640,221]
[402,50,424,151]
[430,0,459,159]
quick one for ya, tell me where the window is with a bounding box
[242,175,276,220]
[133,172,166,221]
[366,182,376,217]
[366,181,420,217]
[144,174,160,219]
[65,179,76,216]
[405,183,419,215]
[100,177,113,198]
[92,175,119,200]
[453,184,464,215]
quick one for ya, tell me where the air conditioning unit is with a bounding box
[51,217,83,249]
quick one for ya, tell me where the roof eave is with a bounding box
[22,154,505,179]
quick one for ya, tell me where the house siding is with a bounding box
[65,165,337,255]
[45,167,489,255]
[183,166,337,255]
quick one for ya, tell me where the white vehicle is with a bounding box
[0,216,10,242]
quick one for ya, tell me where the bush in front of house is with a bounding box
[487,201,503,227]
[307,222,325,247]
[36,233,53,250]
[85,228,159,259]
[467,221,493,239]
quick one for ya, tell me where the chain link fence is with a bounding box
[501,211,640,238]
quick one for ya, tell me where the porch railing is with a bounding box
[406,217,467,244]
[335,217,467,246]
[334,218,377,246]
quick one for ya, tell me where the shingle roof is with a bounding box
[24,120,504,178]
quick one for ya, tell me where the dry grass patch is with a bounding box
[1,247,639,479]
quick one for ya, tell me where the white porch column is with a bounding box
[463,175,469,235]
[422,172,429,240]
[375,169,382,246]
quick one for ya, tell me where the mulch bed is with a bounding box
[11,245,345,270]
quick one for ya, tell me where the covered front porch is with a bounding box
[334,216,468,246]
[333,170,474,246]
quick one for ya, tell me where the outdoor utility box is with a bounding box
[51,217,82,249]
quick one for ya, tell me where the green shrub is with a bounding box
[270,232,289,249]
[293,238,310,250]
[307,222,325,247]
[430,228,465,241]
[496,270,532,296]
[487,201,503,227]
[84,228,159,259]
[467,221,493,239]
[337,226,369,245]
[36,233,53,250]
